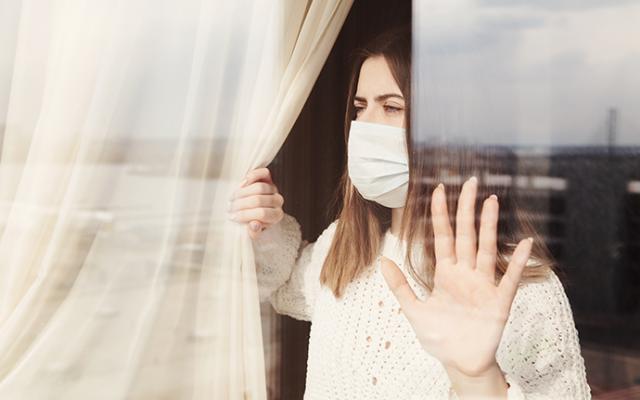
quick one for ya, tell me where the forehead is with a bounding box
[356,56,402,98]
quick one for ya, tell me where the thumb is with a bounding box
[380,256,419,316]
[247,220,263,240]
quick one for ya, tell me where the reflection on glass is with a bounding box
[415,0,640,396]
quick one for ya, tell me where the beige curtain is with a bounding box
[0,0,353,398]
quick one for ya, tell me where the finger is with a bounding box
[235,169,278,240]
[229,168,272,200]
[244,167,274,187]
[431,183,456,266]
[498,237,533,302]
[380,256,419,319]
[476,194,499,280]
[231,182,277,200]
[455,176,478,267]
[230,207,283,225]
[230,193,284,212]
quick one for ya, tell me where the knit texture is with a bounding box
[253,214,591,399]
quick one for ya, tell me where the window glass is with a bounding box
[414,0,640,395]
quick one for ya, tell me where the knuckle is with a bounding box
[251,196,262,208]
[261,168,271,180]
[274,193,284,206]
[256,182,269,193]
[252,195,263,207]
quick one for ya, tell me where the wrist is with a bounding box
[445,362,509,400]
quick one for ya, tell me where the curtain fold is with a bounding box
[0,0,353,398]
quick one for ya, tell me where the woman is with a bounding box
[228,27,590,399]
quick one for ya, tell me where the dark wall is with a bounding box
[267,1,411,398]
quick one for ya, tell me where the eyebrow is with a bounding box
[354,93,404,102]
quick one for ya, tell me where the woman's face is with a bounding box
[354,56,406,128]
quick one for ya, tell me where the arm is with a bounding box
[494,270,592,400]
[252,213,338,321]
[379,179,589,400]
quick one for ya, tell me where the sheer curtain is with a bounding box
[0,0,352,398]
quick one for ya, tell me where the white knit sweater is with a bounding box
[253,214,591,399]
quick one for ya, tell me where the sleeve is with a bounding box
[252,213,339,322]
[494,269,592,400]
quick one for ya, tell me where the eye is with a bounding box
[384,105,403,113]
[354,105,365,114]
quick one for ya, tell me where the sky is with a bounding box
[414,0,640,146]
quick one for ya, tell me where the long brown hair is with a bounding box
[320,27,555,298]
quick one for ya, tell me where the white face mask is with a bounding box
[347,120,409,208]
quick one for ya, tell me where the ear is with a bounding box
[380,256,419,314]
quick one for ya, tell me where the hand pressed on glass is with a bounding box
[381,176,533,379]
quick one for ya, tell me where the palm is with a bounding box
[381,177,533,377]
[412,264,509,376]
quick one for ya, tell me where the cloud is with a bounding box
[413,0,640,146]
